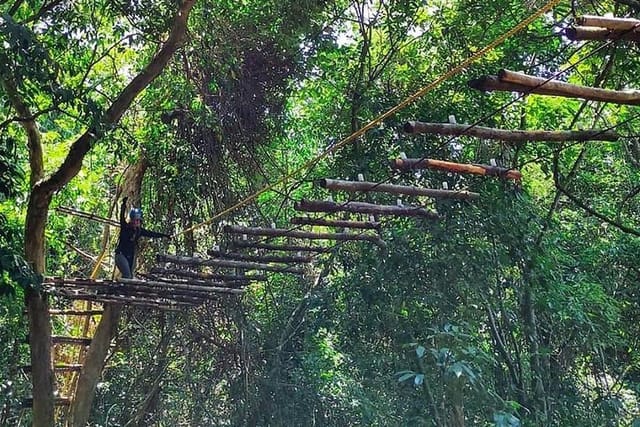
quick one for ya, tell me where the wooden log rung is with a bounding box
[577,14,640,31]
[21,364,83,373]
[52,336,93,346]
[48,283,235,301]
[22,397,71,407]
[223,224,387,247]
[469,69,640,106]
[120,277,246,295]
[46,277,246,295]
[391,157,522,180]
[50,290,196,310]
[290,216,382,230]
[403,121,619,142]
[566,26,640,42]
[157,254,305,275]
[207,249,313,264]
[140,273,250,288]
[295,199,439,220]
[317,177,480,200]
[228,240,332,253]
[49,309,104,316]
[149,267,266,282]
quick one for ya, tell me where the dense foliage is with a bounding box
[2,0,640,425]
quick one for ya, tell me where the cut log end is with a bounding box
[564,27,578,40]
[403,121,417,133]
[467,76,492,91]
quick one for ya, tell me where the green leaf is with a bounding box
[414,374,424,386]
[396,371,415,382]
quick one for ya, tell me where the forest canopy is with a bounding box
[1,0,640,425]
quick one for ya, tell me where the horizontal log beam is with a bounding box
[228,241,332,253]
[148,267,266,282]
[46,277,244,294]
[391,158,522,180]
[23,397,71,407]
[51,289,195,310]
[49,284,217,305]
[52,336,93,346]
[470,69,640,106]
[157,254,305,275]
[577,14,640,30]
[224,224,387,248]
[290,216,382,230]
[49,309,104,316]
[317,178,480,200]
[295,199,439,220]
[139,273,249,288]
[403,121,619,142]
[207,249,312,264]
[499,69,640,105]
[565,26,640,42]
[119,277,246,295]
[21,364,83,373]
[469,75,559,95]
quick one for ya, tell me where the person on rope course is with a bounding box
[115,196,170,279]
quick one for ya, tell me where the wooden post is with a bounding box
[295,199,439,220]
[403,121,619,142]
[391,157,522,180]
[223,224,387,248]
[317,178,480,200]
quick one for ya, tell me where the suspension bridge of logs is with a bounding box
[25,13,638,416]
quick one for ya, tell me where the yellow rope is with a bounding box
[178,0,563,236]
[89,250,108,279]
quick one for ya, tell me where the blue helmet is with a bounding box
[129,208,143,220]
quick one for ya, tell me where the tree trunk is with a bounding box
[68,157,150,426]
[24,188,55,426]
[67,305,122,426]
[447,379,465,427]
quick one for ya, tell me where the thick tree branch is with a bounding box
[1,78,44,186]
[554,181,640,237]
[35,0,196,198]
[404,121,620,143]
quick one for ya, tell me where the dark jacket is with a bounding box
[115,201,168,264]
